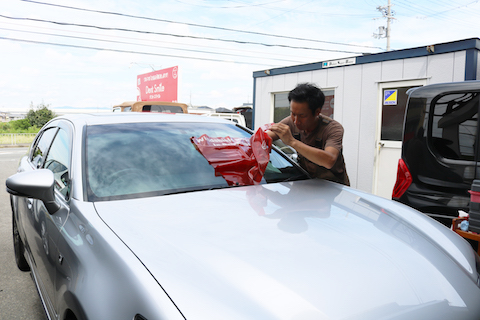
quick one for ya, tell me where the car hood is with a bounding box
[94,179,480,320]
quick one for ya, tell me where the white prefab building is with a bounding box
[252,38,480,198]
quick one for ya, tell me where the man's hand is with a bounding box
[267,123,339,169]
[268,123,295,146]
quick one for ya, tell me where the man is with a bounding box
[267,83,349,186]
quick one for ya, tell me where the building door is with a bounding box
[373,80,426,199]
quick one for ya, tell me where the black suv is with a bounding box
[393,81,480,226]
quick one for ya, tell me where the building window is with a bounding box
[273,92,289,123]
[321,89,335,118]
[273,89,335,122]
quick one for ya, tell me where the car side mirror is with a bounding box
[6,169,61,214]
[273,141,298,163]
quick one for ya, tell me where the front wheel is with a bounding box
[12,210,30,271]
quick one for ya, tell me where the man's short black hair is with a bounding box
[288,83,325,114]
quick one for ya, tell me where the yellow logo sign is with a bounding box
[384,89,398,105]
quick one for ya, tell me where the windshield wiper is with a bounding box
[268,174,309,183]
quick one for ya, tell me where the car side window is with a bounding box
[146,105,184,113]
[430,92,479,161]
[44,129,71,199]
[30,128,58,169]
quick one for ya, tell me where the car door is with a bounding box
[40,124,74,318]
[19,126,59,315]
[21,123,73,318]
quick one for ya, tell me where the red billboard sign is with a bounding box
[137,66,178,102]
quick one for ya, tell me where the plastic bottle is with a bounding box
[460,220,469,232]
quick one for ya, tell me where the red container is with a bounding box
[468,190,480,203]
[468,180,480,233]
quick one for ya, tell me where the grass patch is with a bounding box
[0,133,36,145]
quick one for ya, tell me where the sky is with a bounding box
[0,0,479,113]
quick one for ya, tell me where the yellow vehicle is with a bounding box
[113,101,188,114]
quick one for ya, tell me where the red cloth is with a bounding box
[191,128,272,186]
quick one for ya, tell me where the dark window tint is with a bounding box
[143,105,184,113]
[30,128,58,168]
[44,129,71,199]
[240,108,253,129]
[381,86,417,141]
[430,92,479,161]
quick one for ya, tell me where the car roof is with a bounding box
[51,112,234,127]
[408,80,480,98]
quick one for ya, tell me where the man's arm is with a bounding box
[267,130,279,141]
[268,123,339,169]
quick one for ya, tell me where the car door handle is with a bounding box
[27,198,34,210]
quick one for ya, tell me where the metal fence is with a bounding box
[0,133,36,146]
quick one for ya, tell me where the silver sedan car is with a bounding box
[6,113,480,320]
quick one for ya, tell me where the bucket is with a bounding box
[468,180,480,233]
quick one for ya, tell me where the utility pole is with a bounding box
[386,0,392,51]
[373,0,394,51]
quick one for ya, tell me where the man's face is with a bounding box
[290,100,320,132]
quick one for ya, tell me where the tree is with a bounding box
[0,122,11,131]
[10,118,31,131]
[27,102,56,128]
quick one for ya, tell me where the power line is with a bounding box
[19,0,382,50]
[0,14,370,54]
[178,0,377,17]
[421,0,480,18]
[0,27,308,64]
[172,0,286,9]
[0,35,287,67]
[248,0,313,28]
[395,0,480,25]
[395,3,476,28]
[0,20,320,61]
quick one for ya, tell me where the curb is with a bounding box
[0,144,30,148]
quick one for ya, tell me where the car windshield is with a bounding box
[85,122,308,201]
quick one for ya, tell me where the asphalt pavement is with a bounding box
[0,147,46,320]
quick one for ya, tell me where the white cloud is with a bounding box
[43,48,75,65]
[19,66,40,76]
[199,64,251,81]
